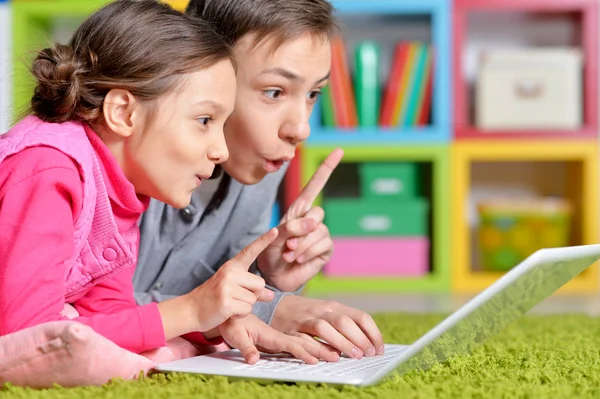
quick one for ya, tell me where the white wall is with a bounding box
[0,3,11,134]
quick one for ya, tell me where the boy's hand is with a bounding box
[257,148,343,292]
[187,228,278,333]
[271,296,385,359]
[218,314,340,365]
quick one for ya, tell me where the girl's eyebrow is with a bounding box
[193,100,226,113]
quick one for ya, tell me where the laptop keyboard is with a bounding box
[233,345,406,376]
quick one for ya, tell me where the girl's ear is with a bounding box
[185,0,207,16]
[102,89,139,139]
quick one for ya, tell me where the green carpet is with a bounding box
[4,313,600,398]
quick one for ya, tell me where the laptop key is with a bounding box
[233,345,405,375]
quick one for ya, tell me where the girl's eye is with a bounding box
[308,90,322,101]
[197,117,211,126]
[264,89,283,100]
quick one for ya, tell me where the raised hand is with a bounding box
[257,148,343,292]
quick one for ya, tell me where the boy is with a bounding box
[135,0,384,359]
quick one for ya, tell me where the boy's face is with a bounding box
[222,32,331,184]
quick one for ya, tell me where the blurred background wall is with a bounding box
[0,0,598,299]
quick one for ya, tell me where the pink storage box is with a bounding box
[324,237,429,276]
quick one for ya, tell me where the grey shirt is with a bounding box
[133,165,290,325]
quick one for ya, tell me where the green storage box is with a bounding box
[477,198,572,272]
[359,162,420,200]
[324,198,429,236]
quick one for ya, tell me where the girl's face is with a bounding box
[222,32,331,184]
[124,59,236,208]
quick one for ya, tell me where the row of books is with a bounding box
[321,39,434,129]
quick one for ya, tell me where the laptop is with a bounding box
[156,244,600,387]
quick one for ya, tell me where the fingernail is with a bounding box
[263,289,274,299]
[351,347,363,359]
[284,252,295,261]
[377,345,385,355]
[296,255,306,264]
[288,238,298,248]
[366,346,376,357]
[303,219,313,230]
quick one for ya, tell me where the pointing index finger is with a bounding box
[296,148,343,210]
[231,228,279,271]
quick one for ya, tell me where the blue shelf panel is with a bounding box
[309,94,450,144]
[331,0,449,14]
[430,2,452,133]
[270,202,280,228]
[307,126,450,145]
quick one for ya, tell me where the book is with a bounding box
[320,83,336,127]
[354,41,381,127]
[379,42,409,127]
[392,42,419,126]
[417,50,434,126]
[406,44,432,126]
[330,37,358,128]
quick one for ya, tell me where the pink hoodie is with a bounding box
[0,116,168,353]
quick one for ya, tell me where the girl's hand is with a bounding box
[218,314,340,365]
[188,228,279,333]
[157,229,278,341]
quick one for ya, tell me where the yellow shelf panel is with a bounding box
[451,140,600,294]
[162,0,189,11]
[453,140,598,160]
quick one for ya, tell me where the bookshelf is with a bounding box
[307,0,451,145]
[291,0,453,295]
[449,0,599,294]
[292,0,600,295]
[301,144,450,294]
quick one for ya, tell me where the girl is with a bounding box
[0,0,332,365]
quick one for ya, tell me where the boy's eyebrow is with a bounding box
[260,67,331,85]
[315,72,330,85]
[261,67,304,83]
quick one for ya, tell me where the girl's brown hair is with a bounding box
[31,0,232,124]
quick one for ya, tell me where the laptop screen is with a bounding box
[376,245,600,382]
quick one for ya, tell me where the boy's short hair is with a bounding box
[185,0,338,48]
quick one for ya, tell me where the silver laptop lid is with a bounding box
[366,245,600,386]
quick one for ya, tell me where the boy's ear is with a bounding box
[185,0,207,16]
[102,89,139,139]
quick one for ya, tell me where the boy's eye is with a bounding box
[197,117,211,126]
[308,90,322,101]
[264,89,283,100]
